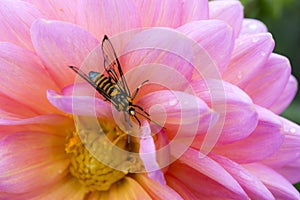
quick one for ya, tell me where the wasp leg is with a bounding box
[123,112,133,127]
[133,114,142,127]
[123,112,132,143]
[132,104,150,116]
[132,80,149,100]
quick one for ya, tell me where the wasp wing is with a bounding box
[101,35,131,96]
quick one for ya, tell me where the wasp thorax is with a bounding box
[65,123,142,191]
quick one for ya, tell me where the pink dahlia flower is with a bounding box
[0,0,299,199]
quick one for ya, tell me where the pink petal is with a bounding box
[135,174,183,200]
[137,81,219,140]
[168,164,240,199]
[61,82,96,96]
[177,20,234,74]
[139,121,166,185]
[137,90,212,136]
[212,154,275,200]
[192,80,258,144]
[181,0,209,23]
[274,158,300,184]
[223,33,275,88]
[209,0,243,38]
[243,53,291,108]
[30,19,99,88]
[240,19,268,35]
[133,0,182,28]
[165,174,200,199]
[24,0,78,23]
[0,0,43,50]
[77,0,140,40]
[0,114,73,140]
[213,105,283,163]
[163,105,218,160]
[164,107,217,146]
[244,163,300,200]
[262,117,300,167]
[0,131,69,194]
[0,110,24,123]
[47,90,113,119]
[0,113,72,129]
[122,28,195,86]
[0,43,59,115]
[0,93,38,119]
[170,147,248,199]
[269,75,298,114]
[154,129,171,174]
[122,62,192,98]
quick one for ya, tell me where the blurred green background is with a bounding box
[241,0,300,191]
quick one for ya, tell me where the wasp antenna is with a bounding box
[69,65,77,70]
[69,66,79,73]
[138,80,149,90]
[141,80,149,85]
[68,65,99,89]
[132,80,149,100]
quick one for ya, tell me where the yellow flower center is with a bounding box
[65,122,143,191]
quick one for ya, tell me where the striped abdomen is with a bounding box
[88,71,132,112]
[89,71,116,97]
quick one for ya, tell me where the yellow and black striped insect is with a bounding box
[69,35,158,128]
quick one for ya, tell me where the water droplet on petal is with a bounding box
[249,24,258,31]
[237,71,243,80]
[252,37,259,43]
[261,52,266,57]
[169,99,178,106]
[283,124,298,135]
[289,127,297,134]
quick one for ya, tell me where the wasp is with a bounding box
[69,35,160,129]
